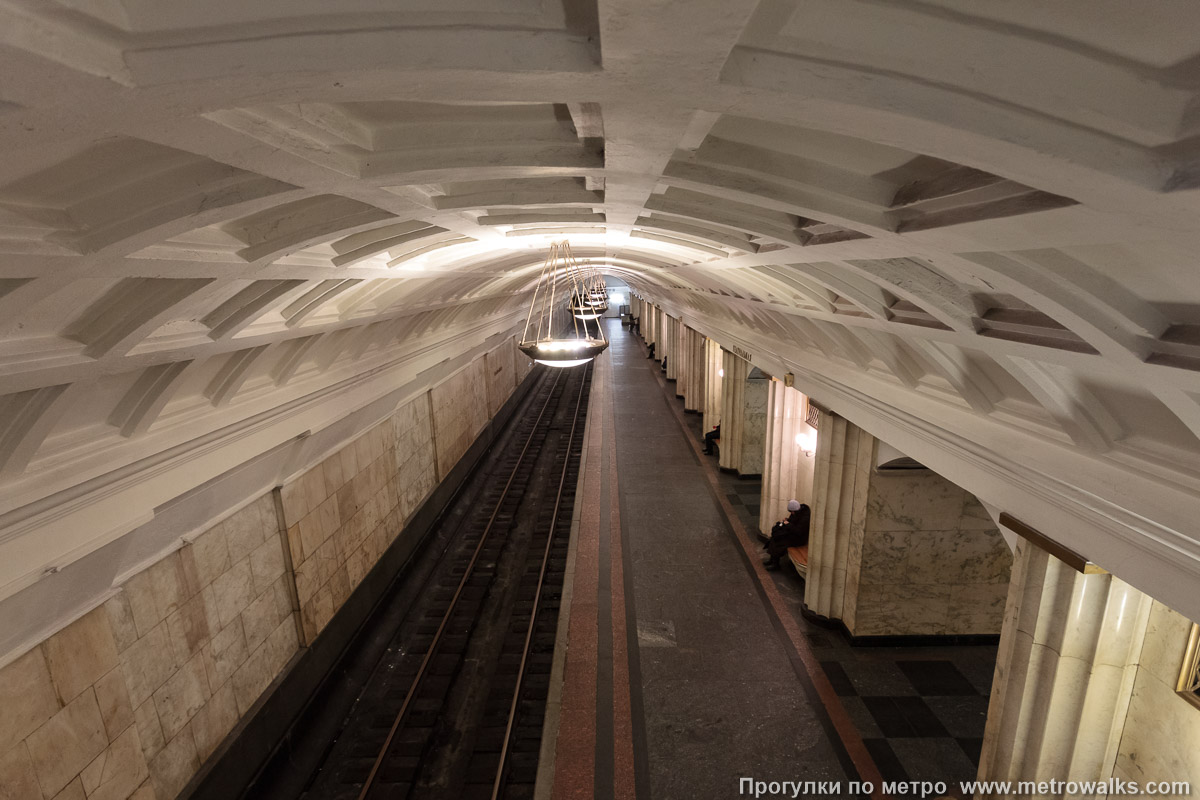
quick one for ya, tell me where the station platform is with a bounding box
[542,320,997,800]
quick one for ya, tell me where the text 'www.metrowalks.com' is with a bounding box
[738,777,1193,798]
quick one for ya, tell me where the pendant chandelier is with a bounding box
[519,241,609,368]
[569,260,608,320]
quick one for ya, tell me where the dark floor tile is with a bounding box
[841,660,918,697]
[957,737,983,767]
[725,493,743,506]
[953,652,1000,697]
[896,660,979,696]
[923,695,990,739]
[888,738,979,786]
[892,696,950,737]
[806,632,832,649]
[861,697,915,737]
[820,661,857,696]
[837,696,883,739]
[862,738,909,784]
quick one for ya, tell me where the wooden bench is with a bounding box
[788,544,809,578]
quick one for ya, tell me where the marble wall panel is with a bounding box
[980,544,1198,793]
[1114,602,1200,789]
[865,471,965,533]
[0,539,261,800]
[431,357,489,480]
[0,347,526,800]
[282,414,401,644]
[739,376,768,476]
[843,467,1012,637]
[809,418,1012,637]
[484,338,516,418]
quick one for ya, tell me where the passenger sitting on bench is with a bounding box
[764,500,810,570]
[647,342,655,359]
[703,423,721,455]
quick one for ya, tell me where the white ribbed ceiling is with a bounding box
[3,0,1200,629]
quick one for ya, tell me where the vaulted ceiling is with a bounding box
[3,0,1200,642]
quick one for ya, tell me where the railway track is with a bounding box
[296,363,591,800]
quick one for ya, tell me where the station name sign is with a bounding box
[722,344,753,362]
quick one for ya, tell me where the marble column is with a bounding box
[719,351,748,472]
[804,413,873,622]
[670,316,684,385]
[717,352,767,477]
[977,539,1156,796]
[681,326,705,412]
[759,382,816,536]
[665,315,679,381]
[703,338,723,432]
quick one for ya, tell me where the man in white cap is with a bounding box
[763,499,810,570]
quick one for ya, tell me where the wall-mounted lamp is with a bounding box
[794,431,816,457]
[718,368,725,378]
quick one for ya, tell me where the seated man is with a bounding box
[703,423,720,455]
[764,500,810,570]
[647,341,655,359]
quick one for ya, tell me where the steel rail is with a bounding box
[356,368,565,800]
[490,363,590,799]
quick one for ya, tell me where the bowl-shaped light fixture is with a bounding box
[570,291,607,319]
[518,241,609,368]
[519,337,610,367]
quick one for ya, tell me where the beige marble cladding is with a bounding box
[0,350,525,800]
[759,383,816,536]
[738,374,768,476]
[0,494,294,800]
[484,338,518,418]
[280,393,437,643]
[980,541,1199,792]
[805,413,873,622]
[804,415,1011,637]
[848,469,1012,637]
[514,340,534,385]
[1114,602,1200,790]
[430,357,489,481]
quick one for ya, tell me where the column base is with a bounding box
[799,603,1000,647]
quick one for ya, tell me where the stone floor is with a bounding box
[673,343,997,793]
[549,319,1002,798]
[607,322,854,799]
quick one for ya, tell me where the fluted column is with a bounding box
[683,327,705,412]
[719,351,748,472]
[759,382,816,535]
[664,315,679,380]
[804,413,873,621]
[716,352,767,476]
[978,540,1154,797]
[703,338,723,432]
[668,316,683,384]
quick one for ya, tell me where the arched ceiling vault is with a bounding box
[3,0,1200,641]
